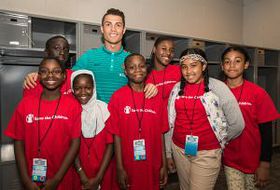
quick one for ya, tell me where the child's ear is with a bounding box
[220,63,224,71]
[244,61,249,69]
[62,72,66,80]
[122,64,128,76]
[202,63,207,72]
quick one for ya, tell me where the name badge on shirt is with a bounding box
[32,158,47,183]
[185,135,199,156]
[133,139,146,161]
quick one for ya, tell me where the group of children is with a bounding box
[5,8,280,190]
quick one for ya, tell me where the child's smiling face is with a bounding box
[39,59,65,91]
[73,74,94,105]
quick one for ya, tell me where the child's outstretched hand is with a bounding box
[117,168,129,190]
[160,166,168,188]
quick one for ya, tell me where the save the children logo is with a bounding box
[26,114,34,123]
[123,106,156,114]
[25,113,69,124]
[156,80,177,87]
[124,106,131,114]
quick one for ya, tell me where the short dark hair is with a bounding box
[45,35,69,51]
[221,46,250,63]
[39,57,66,73]
[124,53,146,68]
[102,8,125,26]
[73,74,94,88]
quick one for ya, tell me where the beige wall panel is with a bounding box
[243,0,280,49]
[0,0,243,44]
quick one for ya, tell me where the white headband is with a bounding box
[180,54,207,65]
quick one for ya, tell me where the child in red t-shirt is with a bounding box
[106,53,169,190]
[221,46,280,189]
[71,70,118,190]
[145,36,181,174]
[5,57,82,190]
[146,36,181,101]
[165,48,244,190]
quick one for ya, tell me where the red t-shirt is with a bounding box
[106,85,169,190]
[5,94,82,190]
[223,80,280,173]
[172,81,220,151]
[146,64,181,104]
[23,69,73,97]
[76,129,119,190]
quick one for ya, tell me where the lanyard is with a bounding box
[130,87,146,139]
[226,80,245,103]
[37,94,61,156]
[82,119,98,159]
[183,82,202,134]
[237,81,245,103]
[152,68,166,99]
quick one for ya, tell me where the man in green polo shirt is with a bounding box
[23,8,156,103]
[72,8,130,103]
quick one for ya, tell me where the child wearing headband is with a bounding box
[165,48,244,190]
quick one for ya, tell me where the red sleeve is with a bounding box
[4,103,25,140]
[23,80,42,98]
[69,99,82,139]
[105,94,120,136]
[256,89,280,124]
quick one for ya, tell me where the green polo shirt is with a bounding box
[73,45,130,103]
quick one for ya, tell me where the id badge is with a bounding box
[184,135,199,156]
[133,139,146,161]
[32,158,47,183]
